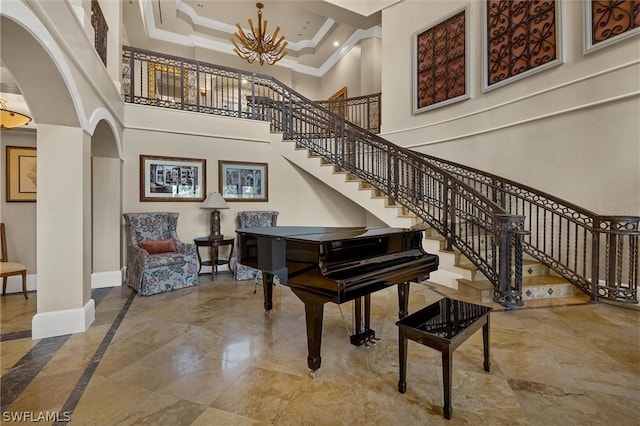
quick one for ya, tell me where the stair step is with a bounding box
[457,279,493,303]
[457,275,579,304]
[277,139,574,302]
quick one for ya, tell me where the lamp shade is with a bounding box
[200,192,230,210]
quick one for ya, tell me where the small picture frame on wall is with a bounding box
[6,146,37,202]
[219,160,268,202]
[140,155,206,202]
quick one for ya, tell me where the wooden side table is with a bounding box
[193,237,235,279]
[396,297,492,420]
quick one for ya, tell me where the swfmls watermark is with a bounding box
[2,411,72,422]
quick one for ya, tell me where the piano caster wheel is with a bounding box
[265,310,271,316]
[309,370,317,379]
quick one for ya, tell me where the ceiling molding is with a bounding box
[140,0,381,77]
[175,0,336,53]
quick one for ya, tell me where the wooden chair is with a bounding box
[1,223,28,299]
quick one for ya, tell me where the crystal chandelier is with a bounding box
[231,2,288,66]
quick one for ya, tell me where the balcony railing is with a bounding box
[316,94,381,134]
[122,46,638,306]
[91,0,108,66]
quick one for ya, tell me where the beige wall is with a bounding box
[360,37,381,95]
[122,104,373,262]
[0,131,37,273]
[381,0,640,215]
[92,157,121,273]
[321,44,362,99]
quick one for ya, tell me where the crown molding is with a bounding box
[141,0,381,77]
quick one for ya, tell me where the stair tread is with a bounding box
[455,258,542,270]
[458,275,571,287]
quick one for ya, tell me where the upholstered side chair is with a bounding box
[123,212,198,296]
[0,223,28,299]
[234,210,279,282]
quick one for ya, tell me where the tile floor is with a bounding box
[1,275,639,425]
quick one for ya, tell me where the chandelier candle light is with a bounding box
[201,192,230,241]
[231,2,288,65]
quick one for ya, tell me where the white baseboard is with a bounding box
[32,298,95,339]
[2,273,37,295]
[91,270,123,289]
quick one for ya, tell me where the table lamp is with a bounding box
[200,192,230,240]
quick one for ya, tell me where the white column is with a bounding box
[32,124,94,339]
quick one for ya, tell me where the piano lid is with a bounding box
[235,226,418,243]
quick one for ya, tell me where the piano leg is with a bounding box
[350,295,375,346]
[292,288,325,375]
[397,281,410,319]
[262,272,274,312]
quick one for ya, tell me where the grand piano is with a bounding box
[236,226,439,376]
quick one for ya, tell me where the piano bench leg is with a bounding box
[398,326,408,394]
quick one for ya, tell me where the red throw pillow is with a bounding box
[138,239,176,254]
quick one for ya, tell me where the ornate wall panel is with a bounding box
[484,0,562,91]
[587,1,640,51]
[413,6,469,114]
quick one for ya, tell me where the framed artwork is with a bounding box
[413,5,470,113]
[6,146,37,202]
[219,160,268,202]
[585,1,640,53]
[483,0,564,92]
[140,155,206,202]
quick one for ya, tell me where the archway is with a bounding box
[1,2,123,339]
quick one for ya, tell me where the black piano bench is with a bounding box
[396,297,492,420]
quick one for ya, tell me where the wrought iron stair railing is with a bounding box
[405,154,639,303]
[122,46,639,306]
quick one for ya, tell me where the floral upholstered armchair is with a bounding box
[123,212,198,296]
[234,211,279,281]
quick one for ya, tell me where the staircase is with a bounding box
[273,136,583,305]
[122,46,639,308]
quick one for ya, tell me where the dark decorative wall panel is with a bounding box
[591,1,639,45]
[414,8,467,112]
[486,1,557,87]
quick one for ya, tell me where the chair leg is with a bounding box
[2,276,6,296]
[21,271,28,299]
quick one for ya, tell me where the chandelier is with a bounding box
[231,2,288,66]
[0,99,31,130]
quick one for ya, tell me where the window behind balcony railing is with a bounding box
[91,0,108,66]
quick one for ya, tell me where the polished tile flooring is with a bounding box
[1,275,639,425]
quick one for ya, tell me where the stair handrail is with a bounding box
[410,153,639,303]
[122,46,638,305]
[268,86,528,307]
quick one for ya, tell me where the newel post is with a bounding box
[492,214,527,309]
